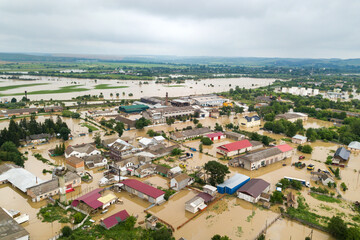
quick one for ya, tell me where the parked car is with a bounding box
[299,155,305,160]
[307,164,315,171]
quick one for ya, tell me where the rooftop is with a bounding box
[206,132,224,138]
[237,178,270,198]
[334,147,350,161]
[0,207,29,240]
[121,179,165,199]
[217,173,250,189]
[102,210,130,229]
[65,143,97,155]
[292,135,307,141]
[276,144,293,153]
[236,148,282,163]
[217,139,252,152]
[348,141,360,150]
[71,188,104,209]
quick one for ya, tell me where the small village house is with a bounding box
[206,132,225,141]
[121,179,165,204]
[224,131,245,141]
[348,141,360,151]
[65,143,101,159]
[65,156,85,173]
[84,155,107,169]
[236,178,270,203]
[217,140,263,157]
[240,115,261,128]
[170,173,193,191]
[217,173,250,195]
[333,147,350,164]
[185,196,207,213]
[291,135,307,144]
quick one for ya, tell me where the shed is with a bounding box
[237,178,270,203]
[101,210,130,230]
[217,173,250,195]
[333,147,350,163]
[291,135,307,144]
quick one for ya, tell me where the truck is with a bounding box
[284,176,310,187]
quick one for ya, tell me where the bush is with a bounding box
[61,226,72,237]
[201,137,213,145]
[301,145,313,154]
[270,191,284,204]
[340,182,348,191]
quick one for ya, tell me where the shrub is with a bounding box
[61,226,72,237]
[201,137,213,145]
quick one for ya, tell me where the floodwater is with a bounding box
[0,110,355,240]
[266,218,334,240]
[0,76,275,101]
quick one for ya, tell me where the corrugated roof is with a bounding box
[102,210,130,229]
[217,173,250,189]
[348,141,360,150]
[235,148,282,163]
[121,179,165,199]
[98,193,117,204]
[217,139,252,152]
[334,147,350,161]
[71,188,103,209]
[237,178,270,198]
[292,135,307,141]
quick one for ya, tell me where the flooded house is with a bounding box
[65,143,101,158]
[224,131,246,141]
[146,144,179,158]
[236,178,270,203]
[0,108,38,117]
[155,165,171,177]
[348,141,360,151]
[109,139,138,161]
[84,155,107,169]
[133,163,156,178]
[71,188,118,213]
[120,179,165,204]
[310,172,335,186]
[216,139,263,157]
[44,106,63,112]
[287,191,297,208]
[139,136,165,148]
[119,104,149,114]
[185,196,207,213]
[275,112,308,122]
[206,132,225,141]
[115,115,136,130]
[333,147,351,164]
[190,95,228,107]
[217,173,250,195]
[100,210,130,230]
[65,156,85,173]
[0,164,44,193]
[291,135,307,144]
[240,115,261,128]
[143,106,196,124]
[146,215,159,230]
[27,171,81,202]
[170,127,212,141]
[168,166,182,178]
[230,144,294,170]
[26,133,52,144]
[170,173,193,191]
[0,207,29,240]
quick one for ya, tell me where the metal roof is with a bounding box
[292,135,307,141]
[217,173,250,189]
[121,179,165,199]
[348,141,360,150]
[237,178,270,198]
[102,210,130,229]
[217,139,252,152]
[334,147,350,161]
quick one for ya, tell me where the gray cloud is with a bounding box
[0,0,359,58]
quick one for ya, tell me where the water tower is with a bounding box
[53,167,67,203]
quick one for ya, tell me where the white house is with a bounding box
[185,196,207,213]
[168,166,182,177]
[170,173,193,191]
[291,135,307,144]
[84,155,107,169]
[65,143,101,158]
[237,179,270,203]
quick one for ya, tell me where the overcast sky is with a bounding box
[0,0,359,58]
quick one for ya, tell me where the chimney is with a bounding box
[165,92,169,106]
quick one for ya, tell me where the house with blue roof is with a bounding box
[240,115,261,128]
[217,173,250,195]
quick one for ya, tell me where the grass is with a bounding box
[37,203,74,223]
[310,192,342,203]
[0,85,89,96]
[246,210,256,222]
[0,83,49,91]
[94,84,129,90]
[81,123,98,131]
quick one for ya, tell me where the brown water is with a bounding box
[0,76,275,101]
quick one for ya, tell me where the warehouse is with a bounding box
[237,178,270,203]
[217,173,250,195]
[216,140,263,157]
[119,104,149,113]
[121,179,165,204]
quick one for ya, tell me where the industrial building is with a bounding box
[216,140,263,157]
[119,104,149,113]
[120,179,165,204]
[217,173,250,195]
[237,178,270,203]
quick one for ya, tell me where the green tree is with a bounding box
[196,123,203,128]
[61,226,72,237]
[204,161,230,186]
[214,123,223,132]
[171,148,183,156]
[166,118,175,126]
[93,132,101,146]
[135,117,151,129]
[328,216,347,239]
[114,122,125,137]
[262,135,270,146]
[201,137,213,145]
[59,127,71,141]
[301,145,313,154]
[199,143,203,153]
[270,191,284,204]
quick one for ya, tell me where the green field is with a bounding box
[310,192,341,203]
[0,85,89,96]
[0,83,49,91]
[81,123,98,131]
[94,84,129,90]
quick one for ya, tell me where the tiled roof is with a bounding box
[217,139,252,152]
[121,179,165,199]
[206,132,224,138]
[71,188,103,209]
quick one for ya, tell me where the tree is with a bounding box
[59,127,71,141]
[204,161,230,186]
[285,123,298,137]
[93,132,101,146]
[171,148,183,156]
[270,191,284,204]
[114,122,125,137]
[11,97,17,103]
[151,227,174,240]
[135,117,151,129]
[214,123,223,132]
[196,123,203,128]
[199,143,203,153]
[262,135,270,146]
[301,145,313,154]
[328,216,347,239]
[212,235,230,240]
[193,119,199,124]
[124,216,137,230]
[0,141,24,166]
[201,137,213,145]
[61,226,72,237]
[166,118,175,126]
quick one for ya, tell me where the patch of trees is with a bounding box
[62,110,80,119]
[264,119,304,137]
[200,137,213,145]
[53,143,66,156]
[0,141,25,166]
[297,145,313,154]
[135,117,151,129]
[328,216,360,240]
[0,116,71,147]
[294,106,347,120]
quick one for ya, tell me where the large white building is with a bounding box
[279,87,319,96]
[191,95,228,107]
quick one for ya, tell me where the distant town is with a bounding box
[1,59,360,240]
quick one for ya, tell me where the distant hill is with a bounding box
[1,52,360,67]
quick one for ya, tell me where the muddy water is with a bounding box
[149,189,199,228]
[0,76,275,101]
[143,175,169,189]
[266,218,334,240]
[303,118,333,129]
[175,196,279,240]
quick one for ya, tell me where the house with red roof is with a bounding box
[71,188,118,213]
[100,210,130,230]
[276,144,294,158]
[206,132,225,141]
[121,179,165,204]
[217,139,263,157]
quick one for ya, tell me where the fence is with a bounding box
[253,214,282,240]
